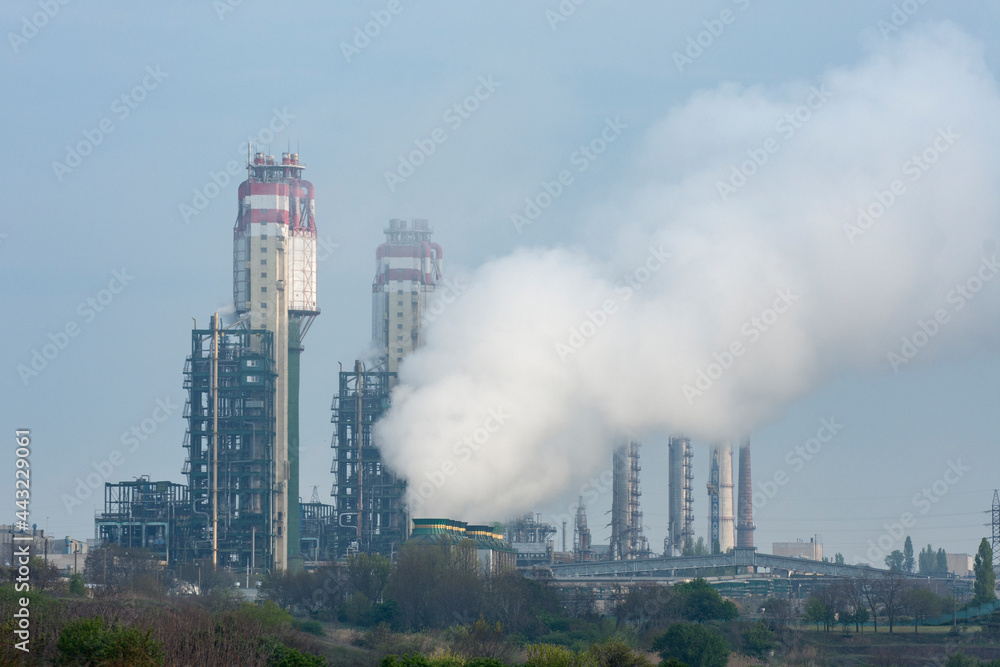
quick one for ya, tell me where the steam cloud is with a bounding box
[374,24,1000,520]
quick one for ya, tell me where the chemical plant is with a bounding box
[89,153,982,600]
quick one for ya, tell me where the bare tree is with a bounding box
[859,571,882,633]
[842,577,868,633]
[876,571,907,633]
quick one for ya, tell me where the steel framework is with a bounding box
[184,326,276,570]
[330,361,406,558]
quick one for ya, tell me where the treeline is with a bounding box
[258,540,773,666]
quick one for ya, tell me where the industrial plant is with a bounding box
[88,151,982,605]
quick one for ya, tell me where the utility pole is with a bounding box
[212,313,219,569]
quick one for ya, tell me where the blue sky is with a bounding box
[2,1,999,565]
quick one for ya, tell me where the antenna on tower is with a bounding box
[310,486,320,504]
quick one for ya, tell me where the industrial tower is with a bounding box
[372,219,443,373]
[736,439,755,549]
[331,219,442,557]
[667,436,694,556]
[707,443,735,554]
[573,497,593,562]
[610,440,650,560]
[231,151,319,570]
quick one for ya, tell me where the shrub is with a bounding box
[57,616,164,666]
[652,622,730,667]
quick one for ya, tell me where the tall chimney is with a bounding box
[737,438,755,549]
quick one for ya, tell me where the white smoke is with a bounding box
[374,23,1000,520]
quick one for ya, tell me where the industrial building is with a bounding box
[409,518,516,574]
[231,151,320,570]
[505,513,557,567]
[707,443,735,554]
[773,539,823,561]
[96,478,188,563]
[330,219,444,559]
[372,218,443,374]
[666,436,694,556]
[330,362,406,558]
[95,151,332,572]
[573,498,595,562]
[736,439,755,549]
[609,439,650,560]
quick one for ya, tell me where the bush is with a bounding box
[293,619,325,636]
[68,573,86,596]
[523,643,590,667]
[57,616,164,666]
[586,638,653,667]
[266,639,325,666]
[652,622,730,667]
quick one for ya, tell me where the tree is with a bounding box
[742,621,777,659]
[936,548,949,573]
[974,538,997,604]
[885,550,904,572]
[346,552,392,603]
[842,578,868,633]
[760,597,791,633]
[903,536,915,574]
[653,622,730,667]
[805,597,832,631]
[876,571,906,633]
[904,586,941,632]
[675,578,738,622]
[853,606,870,630]
[859,572,881,633]
[834,553,845,565]
[919,544,936,574]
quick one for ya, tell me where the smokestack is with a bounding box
[719,443,735,553]
[668,436,694,557]
[737,438,755,549]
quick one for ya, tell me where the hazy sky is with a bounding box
[3,1,998,567]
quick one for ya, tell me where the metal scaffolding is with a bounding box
[330,361,406,559]
[184,324,276,570]
[610,440,649,561]
[95,478,189,561]
[667,436,694,556]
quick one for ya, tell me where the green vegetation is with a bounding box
[652,623,730,667]
[974,538,996,604]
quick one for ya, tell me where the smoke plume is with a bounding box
[374,24,1000,519]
